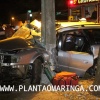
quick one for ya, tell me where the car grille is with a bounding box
[3,55,11,63]
[0,55,11,63]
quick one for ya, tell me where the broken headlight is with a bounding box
[11,56,20,63]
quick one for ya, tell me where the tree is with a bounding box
[92,48,100,96]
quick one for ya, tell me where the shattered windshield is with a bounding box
[12,25,31,38]
[12,20,41,39]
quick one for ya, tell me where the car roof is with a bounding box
[56,21,100,32]
[56,21,99,27]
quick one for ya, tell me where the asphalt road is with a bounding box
[0,73,51,100]
[0,92,37,100]
[0,79,38,100]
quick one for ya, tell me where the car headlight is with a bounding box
[11,56,20,63]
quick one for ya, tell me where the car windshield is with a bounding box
[12,20,41,39]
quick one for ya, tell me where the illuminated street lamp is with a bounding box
[11,17,15,25]
[11,17,15,20]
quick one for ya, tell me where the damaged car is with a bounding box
[0,20,100,84]
[56,22,100,77]
[0,20,46,84]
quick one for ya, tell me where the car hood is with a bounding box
[0,37,29,51]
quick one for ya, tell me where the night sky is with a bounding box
[0,0,41,23]
[0,0,67,24]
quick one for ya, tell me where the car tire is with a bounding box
[30,59,42,84]
[86,58,97,76]
[87,67,96,76]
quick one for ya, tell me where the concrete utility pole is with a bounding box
[41,0,56,66]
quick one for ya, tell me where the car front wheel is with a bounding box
[30,59,42,84]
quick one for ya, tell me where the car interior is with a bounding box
[57,30,85,52]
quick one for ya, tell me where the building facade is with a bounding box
[68,0,100,22]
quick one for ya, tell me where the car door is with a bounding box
[57,30,93,75]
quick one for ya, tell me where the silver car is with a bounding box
[56,23,100,77]
[0,21,100,84]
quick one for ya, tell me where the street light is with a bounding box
[27,10,33,23]
[11,17,15,26]
[11,17,15,20]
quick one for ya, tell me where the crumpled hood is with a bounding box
[0,37,29,51]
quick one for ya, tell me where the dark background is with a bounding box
[0,0,68,24]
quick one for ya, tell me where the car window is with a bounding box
[57,30,85,51]
[84,29,100,44]
[92,29,100,44]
